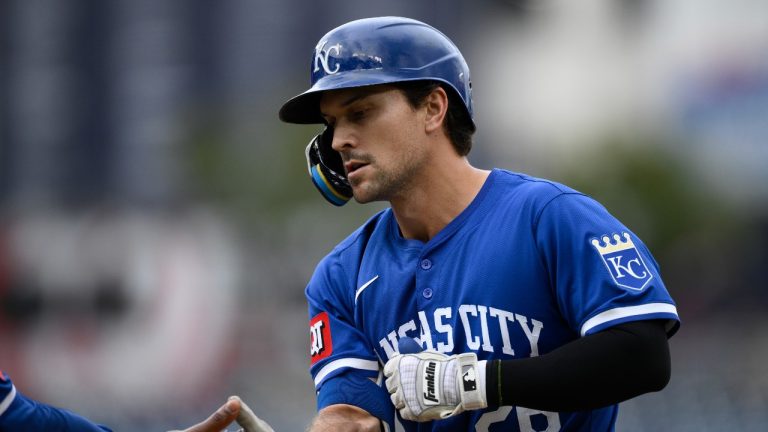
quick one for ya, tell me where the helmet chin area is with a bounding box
[305,127,352,206]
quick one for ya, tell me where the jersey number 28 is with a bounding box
[475,407,560,432]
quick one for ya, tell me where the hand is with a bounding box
[234,395,276,432]
[171,397,240,432]
[383,339,487,422]
[170,396,275,432]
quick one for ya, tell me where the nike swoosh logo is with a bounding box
[355,275,379,304]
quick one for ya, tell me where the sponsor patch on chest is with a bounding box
[591,232,653,291]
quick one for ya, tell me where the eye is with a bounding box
[348,109,367,123]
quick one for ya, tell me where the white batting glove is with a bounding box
[384,350,487,422]
[230,396,275,432]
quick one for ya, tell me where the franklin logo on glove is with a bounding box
[423,361,440,405]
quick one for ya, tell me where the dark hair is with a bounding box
[394,81,475,156]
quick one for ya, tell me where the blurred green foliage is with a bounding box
[556,133,762,316]
[181,115,318,223]
[178,112,385,250]
[557,134,742,253]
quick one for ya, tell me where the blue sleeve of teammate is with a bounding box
[0,374,112,432]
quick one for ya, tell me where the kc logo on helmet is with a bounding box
[314,40,341,75]
[309,311,333,364]
[591,232,653,291]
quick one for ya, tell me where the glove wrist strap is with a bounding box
[456,354,487,411]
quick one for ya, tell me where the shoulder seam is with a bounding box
[332,209,388,256]
[532,191,586,233]
[530,191,587,303]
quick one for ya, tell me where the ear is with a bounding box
[423,86,449,134]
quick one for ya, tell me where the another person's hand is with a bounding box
[170,397,240,432]
[171,396,275,432]
[233,395,275,432]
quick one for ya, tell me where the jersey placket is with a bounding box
[415,252,436,309]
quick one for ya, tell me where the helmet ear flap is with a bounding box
[305,127,352,206]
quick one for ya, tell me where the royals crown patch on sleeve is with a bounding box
[591,232,653,291]
[309,311,333,364]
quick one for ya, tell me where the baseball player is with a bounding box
[0,369,270,431]
[279,16,680,432]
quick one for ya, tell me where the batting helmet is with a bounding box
[279,16,475,206]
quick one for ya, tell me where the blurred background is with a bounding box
[1,0,767,430]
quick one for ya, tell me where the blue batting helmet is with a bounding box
[279,16,474,127]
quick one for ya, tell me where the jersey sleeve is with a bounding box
[0,371,112,432]
[305,254,394,427]
[0,371,15,418]
[534,193,680,337]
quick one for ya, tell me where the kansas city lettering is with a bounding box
[379,304,543,360]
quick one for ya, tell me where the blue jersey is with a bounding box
[0,370,112,432]
[306,169,680,432]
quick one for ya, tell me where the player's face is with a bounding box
[320,85,429,203]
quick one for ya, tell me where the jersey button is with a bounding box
[422,287,433,299]
[420,259,432,270]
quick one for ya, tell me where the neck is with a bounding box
[390,157,490,242]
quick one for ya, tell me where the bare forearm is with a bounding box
[308,404,381,432]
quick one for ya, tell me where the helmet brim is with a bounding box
[279,71,455,125]
[279,90,324,124]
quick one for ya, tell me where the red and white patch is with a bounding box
[309,311,333,364]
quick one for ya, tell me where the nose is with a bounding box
[330,124,355,153]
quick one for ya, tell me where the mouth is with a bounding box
[344,161,369,176]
